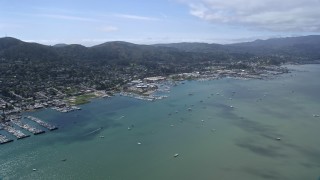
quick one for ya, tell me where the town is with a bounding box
[0,61,288,144]
[0,59,288,117]
[0,49,289,145]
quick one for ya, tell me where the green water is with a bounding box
[1,64,320,180]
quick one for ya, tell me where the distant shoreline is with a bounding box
[1,62,316,118]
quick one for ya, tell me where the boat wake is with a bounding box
[116,116,125,120]
[83,127,103,137]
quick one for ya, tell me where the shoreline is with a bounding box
[1,63,320,180]
[0,63,316,146]
[0,63,291,117]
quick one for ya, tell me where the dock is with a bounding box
[26,116,58,131]
[2,124,30,139]
[0,134,13,144]
[11,120,45,135]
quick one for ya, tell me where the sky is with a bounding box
[0,0,320,46]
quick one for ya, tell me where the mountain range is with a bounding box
[1,35,320,64]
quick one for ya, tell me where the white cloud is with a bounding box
[99,26,119,32]
[39,14,99,22]
[181,0,320,32]
[114,13,160,21]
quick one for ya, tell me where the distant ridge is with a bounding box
[0,35,320,63]
[53,43,68,47]
[153,42,225,53]
[155,35,320,60]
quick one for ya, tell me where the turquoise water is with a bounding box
[1,64,320,180]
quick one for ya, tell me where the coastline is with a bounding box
[0,62,298,147]
[1,63,319,179]
[1,63,290,116]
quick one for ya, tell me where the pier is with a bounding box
[2,124,30,139]
[0,115,58,145]
[26,116,58,131]
[0,134,13,144]
[11,120,45,135]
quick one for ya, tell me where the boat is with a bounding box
[174,153,179,158]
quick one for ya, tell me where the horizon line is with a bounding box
[0,34,319,47]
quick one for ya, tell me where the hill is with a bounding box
[227,35,320,59]
[1,35,320,65]
[155,35,320,61]
[1,35,319,107]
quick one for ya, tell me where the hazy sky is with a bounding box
[0,0,319,46]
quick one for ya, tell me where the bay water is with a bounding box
[1,64,320,180]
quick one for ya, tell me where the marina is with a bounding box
[0,115,58,144]
[26,116,58,131]
[51,106,81,113]
[11,120,45,135]
[119,92,168,101]
[0,134,13,144]
[2,124,30,139]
